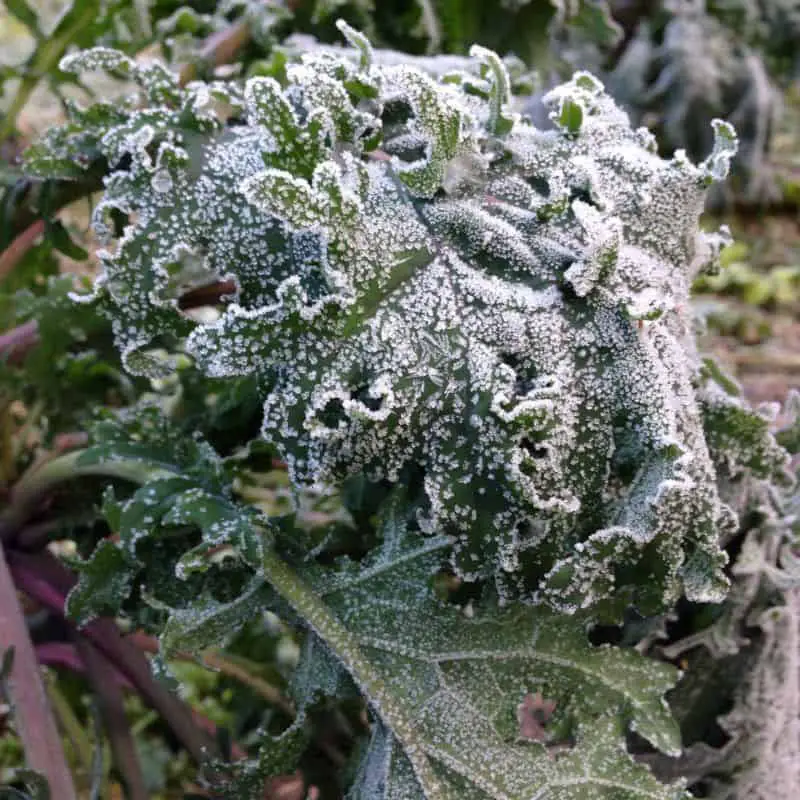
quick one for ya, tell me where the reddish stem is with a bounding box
[0,319,40,364]
[35,641,131,688]
[34,641,247,761]
[0,546,77,799]
[9,550,219,766]
[74,636,149,800]
[178,22,251,86]
[52,432,90,453]
[0,220,45,281]
[0,276,236,370]
[179,279,237,310]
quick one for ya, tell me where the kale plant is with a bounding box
[550,0,800,206]
[4,16,798,799]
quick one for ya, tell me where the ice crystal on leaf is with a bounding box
[233,498,689,800]
[57,413,689,799]
[28,23,789,620]
[551,0,799,206]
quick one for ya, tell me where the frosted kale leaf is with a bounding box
[65,410,271,634]
[698,389,793,485]
[34,27,761,616]
[257,502,687,799]
[645,425,799,798]
[552,0,792,206]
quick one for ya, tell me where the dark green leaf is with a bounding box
[45,219,88,261]
[66,539,138,624]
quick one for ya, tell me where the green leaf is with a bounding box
[558,97,583,135]
[776,391,800,456]
[258,509,686,799]
[66,539,138,624]
[45,218,88,261]
[699,392,792,484]
[64,410,272,623]
[557,0,623,49]
[701,120,739,184]
[700,357,740,398]
[0,276,123,432]
[155,576,273,660]
[469,45,515,135]
[336,18,374,70]
[220,633,353,797]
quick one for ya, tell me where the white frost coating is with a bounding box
[151,168,173,193]
[35,34,790,615]
[553,0,784,205]
[658,419,800,798]
[301,514,685,798]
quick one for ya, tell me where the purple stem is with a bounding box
[9,549,218,766]
[74,636,148,800]
[35,642,132,689]
[0,319,40,364]
[16,520,69,552]
[0,546,77,799]
[35,642,87,676]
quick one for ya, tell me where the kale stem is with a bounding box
[74,636,148,800]
[1,450,173,541]
[9,550,219,766]
[0,545,77,799]
[259,548,445,793]
[0,320,40,364]
[0,221,45,281]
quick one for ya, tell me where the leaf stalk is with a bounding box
[0,545,77,799]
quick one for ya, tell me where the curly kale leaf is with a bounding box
[51,410,686,798]
[65,409,272,646]
[30,27,790,617]
[554,0,792,205]
[247,499,688,799]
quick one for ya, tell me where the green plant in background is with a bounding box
[695,241,800,308]
[1,16,795,799]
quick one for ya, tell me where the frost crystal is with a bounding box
[31,28,788,616]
